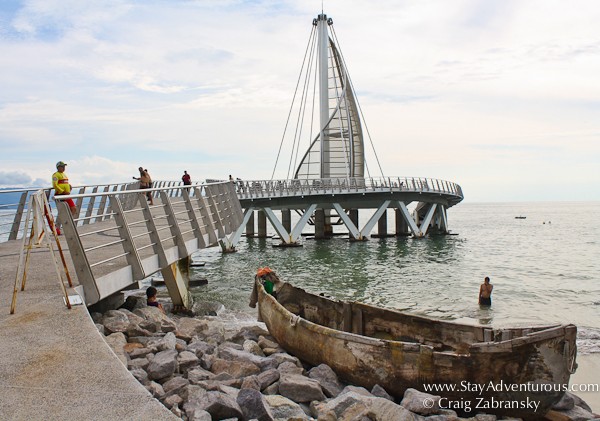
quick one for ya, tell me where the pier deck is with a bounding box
[0,239,178,420]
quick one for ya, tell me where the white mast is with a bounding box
[317,13,329,179]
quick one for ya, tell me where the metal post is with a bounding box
[245,210,255,237]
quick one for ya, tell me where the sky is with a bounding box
[0,0,599,202]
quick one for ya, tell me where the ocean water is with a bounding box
[191,201,600,355]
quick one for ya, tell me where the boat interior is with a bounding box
[274,282,565,354]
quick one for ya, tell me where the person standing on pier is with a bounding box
[479,276,493,306]
[52,161,77,217]
[133,167,153,205]
[182,171,191,185]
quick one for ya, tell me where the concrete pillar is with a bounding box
[315,209,325,239]
[395,208,410,236]
[282,209,291,232]
[377,209,388,237]
[161,256,191,308]
[245,210,255,237]
[324,209,333,237]
[257,210,267,237]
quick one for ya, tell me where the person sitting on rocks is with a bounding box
[146,286,164,313]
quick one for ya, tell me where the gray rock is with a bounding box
[126,323,153,338]
[200,352,215,370]
[170,403,183,418]
[139,319,160,333]
[176,317,209,340]
[104,332,128,366]
[181,384,208,402]
[278,361,304,377]
[257,368,280,390]
[340,385,373,397]
[258,335,279,350]
[263,382,279,395]
[278,374,326,403]
[129,347,154,358]
[264,394,309,420]
[228,324,270,343]
[202,390,244,420]
[552,405,597,421]
[244,339,266,356]
[371,384,394,401]
[400,388,441,416]
[163,376,190,396]
[187,409,211,421]
[308,364,343,398]
[129,368,149,384]
[211,357,261,378]
[311,391,368,419]
[219,341,244,351]
[162,393,183,409]
[267,352,303,368]
[90,312,103,324]
[187,340,214,357]
[118,308,145,324]
[219,346,278,371]
[127,357,149,371]
[187,366,215,384]
[218,385,241,399]
[570,392,593,413]
[134,306,177,332]
[119,295,147,312]
[157,331,177,351]
[368,396,425,420]
[241,375,261,391]
[146,381,166,399]
[146,349,178,381]
[95,323,105,335]
[473,414,497,421]
[237,388,275,421]
[177,350,199,372]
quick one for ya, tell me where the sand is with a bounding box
[570,353,600,413]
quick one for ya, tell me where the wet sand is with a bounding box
[570,353,600,413]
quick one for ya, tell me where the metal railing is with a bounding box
[234,176,463,200]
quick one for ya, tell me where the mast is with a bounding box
[317,13,330,179]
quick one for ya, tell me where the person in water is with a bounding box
[479,276,493,306]
[146,286,164,313]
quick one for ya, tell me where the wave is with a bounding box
[577,326,600,355]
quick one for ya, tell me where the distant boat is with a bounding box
[515,216,526,219]
[255,276,578,418]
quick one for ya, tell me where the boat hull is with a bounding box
[256,279,577,419]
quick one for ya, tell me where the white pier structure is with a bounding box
[222,12,463,250]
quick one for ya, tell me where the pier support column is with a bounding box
[257,210,267,237]
[324,209,333,237]
[282,209,291,232]
[349,209,358,228]
[245,210,255,237]
[376,210,388,237]
[395,209,410,236]
[161,256,192,309]
[315,209,325,239]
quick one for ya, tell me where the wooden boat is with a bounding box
[255,275,578,419]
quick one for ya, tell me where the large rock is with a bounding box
[157,332,177,351]
[219,346,277,371]
[244,339,266,356]
[146,349,178,381]
[201,390,244,420]
[237,388,275,421]
[400,388,441,415]
[177,350,199,372]
[187,367,215,384]
[130,368,149,385]
[211,357,261,378]
[371,384,394,401]
[278,361,304,377]
[187,340,214,357]
[258,335,280,350]
[312,391,422,421]
[278,374,326,403]
[308,364,343,398]
[227,323,270,343]
[134,307,177,332]
[104,332,128,366]
[241,375,261,391]
[127,357,149,371]
[176,317,209,340]
[550,405,598,421]
[162,376,190,396]
[258,368,280,390]
[146,381,166,399]
[264,395,309,420]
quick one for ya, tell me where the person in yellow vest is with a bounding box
[52,161,77,217]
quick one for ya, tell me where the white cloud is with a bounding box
[0,0,599,200]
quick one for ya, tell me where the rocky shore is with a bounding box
[92,298,598,421]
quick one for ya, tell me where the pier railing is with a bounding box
[235,176,463,200]
[52,181,241,305]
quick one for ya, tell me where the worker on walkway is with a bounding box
[52,161,77,217]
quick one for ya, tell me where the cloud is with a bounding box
[0,170,38,187]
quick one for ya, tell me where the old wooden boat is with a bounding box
[255,275,578,418]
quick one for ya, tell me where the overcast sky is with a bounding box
[0,0,599,202]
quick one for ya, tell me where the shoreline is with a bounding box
[570,353,600,412]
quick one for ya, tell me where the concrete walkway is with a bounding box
[0,239,178,420]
